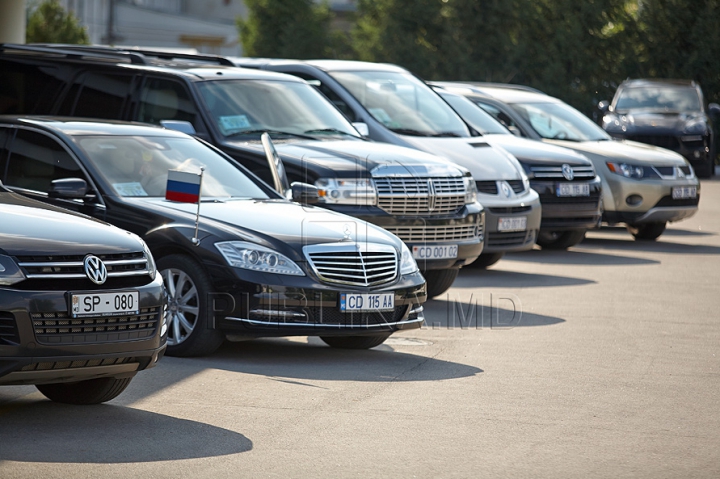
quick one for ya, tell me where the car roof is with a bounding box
[432,81,561,104]
[2,116,192,138]
[619,78,698,89]
[230,57,409,74]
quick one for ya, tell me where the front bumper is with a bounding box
[206,264,427,338]
[478,190,542,253]
[0,273,167,386]
[616,133,712,171]
[599,171,700,225]
[321,203,484,271]
[531,177,603,231]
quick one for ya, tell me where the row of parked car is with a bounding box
[0,44,704,404]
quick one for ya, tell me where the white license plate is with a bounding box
[557,183,590,197]
[672,186,697,199]
[497,216,527,232]
[412,245,458,260]
[70,291,139,318]
[340,293,395,312]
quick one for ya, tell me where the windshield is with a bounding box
[614,86,701,113]
[76,135,270,199]
[510,102,611,141]
[197,79,360,139]
[329,70,470,137]
[438,92,511,135]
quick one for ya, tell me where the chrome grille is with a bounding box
[385,224,481,242]
[31,307,160,344]
[17,251,151,280]
[374,177,466,216]
[304,243,398,287]
[530,165,595,181]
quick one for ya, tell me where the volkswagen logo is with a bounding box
[84,255,108,285]
[562,164,575,181]
[500,182,512,198]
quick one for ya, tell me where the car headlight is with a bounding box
[315,178,378,206]
[463,176,477,204]
[142,242,157,279]
[215,241,305,276]
[684,117,708,135]
[606,162,645,179]
[399,243,419,275]
[0,254,26,286]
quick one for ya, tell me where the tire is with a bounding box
[158,255,224,357]
[627,221,666,241]
[468,253,504,269]
[536,230,587,250]
[320,333,391,349]
[423,268,460,298]
[36,377,132,405]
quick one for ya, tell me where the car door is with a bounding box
[0,126,106,218]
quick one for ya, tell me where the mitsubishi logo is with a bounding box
[427,179,437,212]
[84,255,108,285]
[562,164,574,181]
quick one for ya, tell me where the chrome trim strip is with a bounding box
[225,316,425,328]
[249,309,307,318]
[24,269,151,279]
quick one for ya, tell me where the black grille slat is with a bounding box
[31,308,160,345]
[507,180,525,193]
[488,206,533,214]
[375,177,466,216]
[385,224,481,242]
[0,312,20,346]
[487,231,532,247]
[529,165,596,182]
[20,356,136,371]
[17,251,149,280]
[476,181,498,194]
[654,195,700,207]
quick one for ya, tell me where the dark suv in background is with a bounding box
[0,184,166,404]
[599,79,719,178]
[0,43,483,298]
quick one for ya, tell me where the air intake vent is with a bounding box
[0,312,20,346]
[469,142,491,148]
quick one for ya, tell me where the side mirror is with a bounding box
[507,125,523,137]
[49,178,88,199]
[708,103,720,119]
[597,101,610,112]
[291,182,319,204]
[261,132,291,195]
[160,120,197,136]
[352,122,369,137]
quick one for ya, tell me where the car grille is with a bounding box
[654,195,700,207]
[488,206,533,214]
[529,165,595,181]
[304,243,398,287]
[385,223,481,242]
[628,135,680,150]
[17,251,150,280]
[307,305,409,326]
[487,231,533,247]
[374,177,467,216]
[0,312,20,346]
[507,180,526,193]
[31,307,160,345]
[476,181,499,194]
[20,356,138,372]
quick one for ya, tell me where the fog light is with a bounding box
[626,194,643,206]
[694,150,702,158]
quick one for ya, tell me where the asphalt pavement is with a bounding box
[2,175,720,478]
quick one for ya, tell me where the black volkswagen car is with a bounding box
[0,184,166,404]
[0,117,426,356]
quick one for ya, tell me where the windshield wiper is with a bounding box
[304,128,359,138]
[225,129,315,140]
[388,127,433,136]
[430,131,462,137]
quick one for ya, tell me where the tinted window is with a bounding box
[138,78,201,128]
[0,60,65,114]
[6,129,85,192]
[0,129,9,179]
[292,73,358,122]
[439,93,510,135]
[615,86,701,113]
[73,72,133,120]
[510,102,610,141]
[475,101,527,137]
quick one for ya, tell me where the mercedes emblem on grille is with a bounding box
[84,255,108,285]
[562,164,575,181]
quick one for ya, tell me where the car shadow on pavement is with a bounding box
[581,236,720,255]
[500,249,659,266]
[595,225,716,238]
[423,298,564,329]
[0,401,252,463]
[455,268,597,287]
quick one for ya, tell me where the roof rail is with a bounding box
[464,82,545,94]
[0,43,147,64]
[110,47,236,67]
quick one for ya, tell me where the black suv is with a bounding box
[599,79,719,178]
[0,44,484,298]
[0,184,166,404]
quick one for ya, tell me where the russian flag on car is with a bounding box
[166,169,202,203]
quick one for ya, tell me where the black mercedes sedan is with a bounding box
[0,117,426,356]
[0,184,166,404]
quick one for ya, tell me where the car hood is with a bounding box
[545,139,688,166]
[226,138,468,178]
[610,111,705,134]
[135,197,401,251]
[483,134,592,166]
[396,136,523,180]
[0,192,144,256]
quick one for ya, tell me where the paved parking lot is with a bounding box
[2,175,719,478]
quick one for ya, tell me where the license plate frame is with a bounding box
[339,293,395,312]
[497,216,527,232]
[672,186,697,199]
[556,183,590,197]
[412,245,458,260]
[69,291,140,318]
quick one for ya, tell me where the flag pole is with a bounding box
[192,167,205,246]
